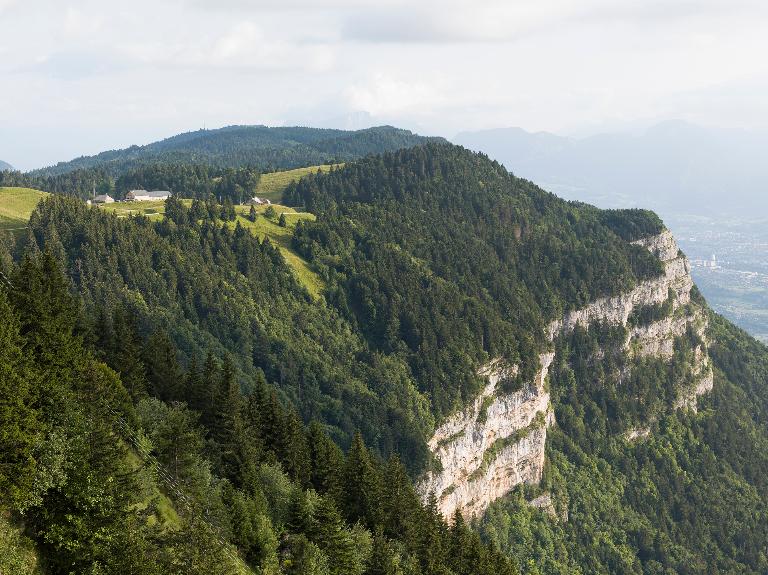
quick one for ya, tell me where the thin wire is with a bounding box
[101,401,248,571]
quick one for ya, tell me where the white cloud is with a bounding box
[344,74,447,116]
[1,0,768,169]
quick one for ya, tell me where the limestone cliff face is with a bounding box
[419,354,554,520]
[421,229,713,520]
[546,230,693,340]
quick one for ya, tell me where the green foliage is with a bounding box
[27,193,434,472]
[287,143,663,420]
[477,308,768,575]
[627,288,675,327]
[0,251,516,575]
[30,125,440,177]
[8,141,768,575]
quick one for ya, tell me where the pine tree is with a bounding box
[0,289,38,505]
[310,496,357,575]
[286,488,313,535]
[249,204,257,223]
[380,455,418,541]
[277,408,311,488]
[199,352,219,429]
[110,306,148,399]
[143,329,183,401]
[212,355,246,483]
[342,432,383,529]
[412,494,448,575]
[307,420,344,498]
[366,531,402,575]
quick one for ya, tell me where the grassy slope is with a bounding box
[102,199,324,299]
[231,204,323,299]
[255,164,342,203]
[0,187,49,230]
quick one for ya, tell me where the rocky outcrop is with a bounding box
[546,229,712,402]
[421,229,713,520]
[546,230,693,340]
[419,354,554,520]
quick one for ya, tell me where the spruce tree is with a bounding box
[342,432,383,529]
[310,496,357,575]
[0,289,38,505]
[142,329,183,401]
[110,306,148,399]
[307,420,344,498]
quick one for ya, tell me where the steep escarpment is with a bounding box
[419,354,554,519]
[549,228,712,406]
[422,228,713,520]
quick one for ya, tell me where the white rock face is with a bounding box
[546,230,693,340]
[419,353,554,520]
[421,228,713,520]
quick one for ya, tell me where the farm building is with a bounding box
[248,196,271,205]
[126,190,172,201]
[92,194,115,204]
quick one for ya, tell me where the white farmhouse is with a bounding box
[126,190,173,201]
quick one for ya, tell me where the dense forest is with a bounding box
[28,125,441,177]
[0,126,438,202]
[2,142,768,573]
[0,164,262,203]
[0,251,517,575]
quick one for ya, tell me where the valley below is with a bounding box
[541,181,768,344]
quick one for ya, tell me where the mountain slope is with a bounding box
[31,125,442,176]
[0,160,13,171]
[7,142,768,573]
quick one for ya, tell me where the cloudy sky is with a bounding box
[2,0,767,170]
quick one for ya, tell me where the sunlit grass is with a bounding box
[0,187,49,230]
[255,164,342,203]
[231,204,324,299]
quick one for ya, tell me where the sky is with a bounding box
[2,0,768,170]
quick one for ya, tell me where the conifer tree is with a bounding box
[143,329,183,401]
[213,355,246,483]
[307,420,344,498]
[110,306,148,399]
[366,531,402,575]
[380,455,418,541]
[0,289,38,505]
[310,496,358,575]
[286,489,314,535]
[342,432,383,529]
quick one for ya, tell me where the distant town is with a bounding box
[672,215,768,344]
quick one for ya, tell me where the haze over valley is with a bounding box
[456,121,768,343]
[3,2,768,574]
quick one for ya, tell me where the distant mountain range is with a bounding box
[455,120,768,217]
[32,125,443,177]
[0,160,13,171]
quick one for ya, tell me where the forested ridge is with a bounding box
[2,142,768,574]
[26,125,440,177]
[0,126,438,202]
